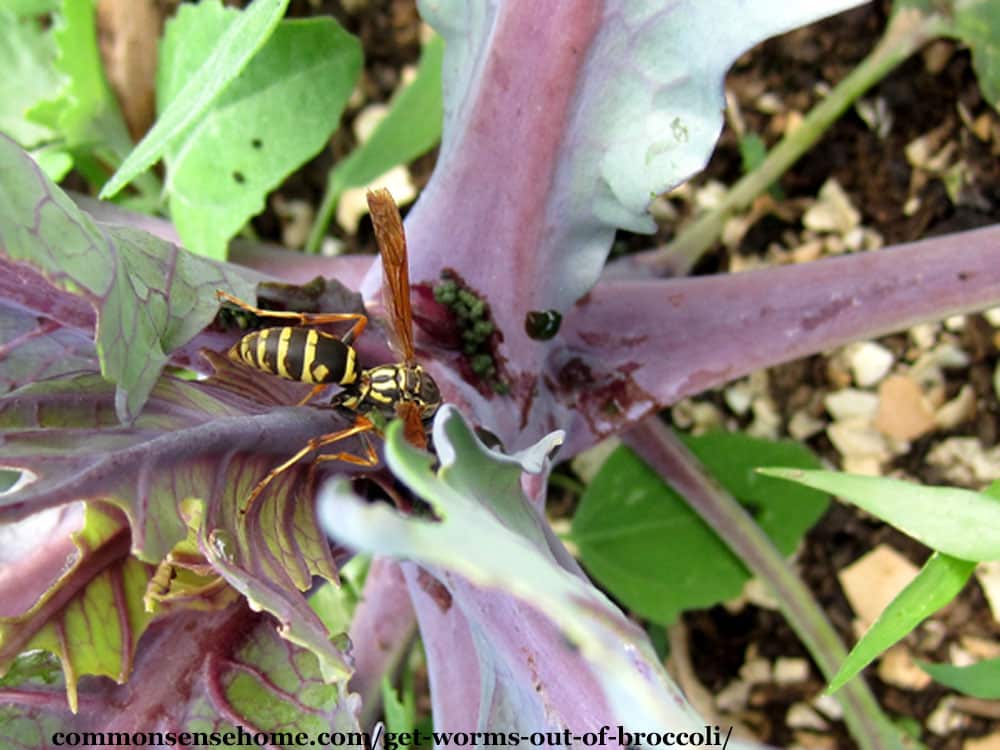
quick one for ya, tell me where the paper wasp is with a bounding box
[219,189,441,515]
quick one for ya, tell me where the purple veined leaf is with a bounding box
[0,603,363,747]
[0,298,96,396]
[2,172,381,399]
[0,134,261,422]
[399,0,869,310]
[0,362,365,683]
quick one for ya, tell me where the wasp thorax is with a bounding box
[357,363,441,420]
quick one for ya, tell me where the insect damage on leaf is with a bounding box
[433,270,508,394]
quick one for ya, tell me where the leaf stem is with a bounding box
[307,175,342,254]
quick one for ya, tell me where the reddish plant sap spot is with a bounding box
[417,568,452,612]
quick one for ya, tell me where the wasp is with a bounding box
[218,189,441,514]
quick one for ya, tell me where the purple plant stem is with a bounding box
[398,0,602,321]
[623,418,899,750]
[556,224,1000,455]
[347,558,417,727]
[401,564,629,741]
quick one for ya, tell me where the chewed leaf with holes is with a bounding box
[100,0,290,199]
[0,135,258,421]
[320,407,764,747]
[0,365,359,681]
[0,604,361,743]
[158,2,362,258]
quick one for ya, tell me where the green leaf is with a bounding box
[309,556,367,637]
[759,468,1000,561]
[0,504,156,713]
[571,433,828,624]
[1,0,60,14]
[0,135,257,421]
[0,369,352,682]
[28,141,72,180]
[0,9,63,150]
[381,668,416,735]
[827,552,975,693]
[159,4,362,258]
[917,657,1000,699]
[892,1,999,107]
[951,0,1000,107]
[99,0,290,199]
[309,33,443,251]
[0,470,18,492]
[0,650,61,689]
[738,132,782,200]
[26,0,133,171]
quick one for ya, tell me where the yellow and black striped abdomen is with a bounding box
[229,327,358,385]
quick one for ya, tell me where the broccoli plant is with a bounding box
[2,1,1000,749]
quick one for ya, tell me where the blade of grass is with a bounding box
[828,552,975,693]
[759,468,1000,561]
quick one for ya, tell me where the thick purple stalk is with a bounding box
[554,224,1000,455]
[347,559,417,725]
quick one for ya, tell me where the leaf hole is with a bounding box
[233,171,246,184]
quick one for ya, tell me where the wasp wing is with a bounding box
[367,188,415,363]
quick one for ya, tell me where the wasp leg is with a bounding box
[295,384,328,407]
[240,417,377,516]
[300,429,380,509]
[311,430,379,467]
[216,290,368,342]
